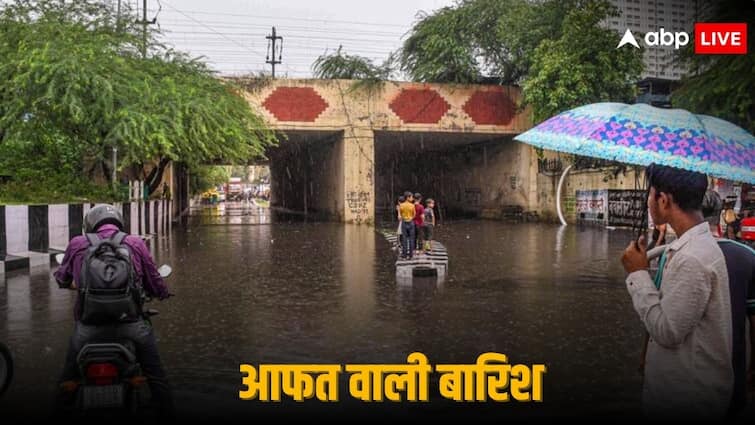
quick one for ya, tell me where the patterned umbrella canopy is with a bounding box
[515,103,755,184]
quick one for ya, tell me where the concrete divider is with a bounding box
[0,200,172,275]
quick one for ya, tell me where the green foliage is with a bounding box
[399,6,480,83]
[401,0,641,120]
[190,165,231,195]
[314,46,376,79]
[463,0,577,84]
[672,0,755,134]
[0,0,276,202]
[312,46,394,83]
[522,0,644,123]
[230,165,247,179]
[399,0,580,84]
[312,46,396,94]
[0,125,118,203]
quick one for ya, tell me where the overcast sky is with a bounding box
[136,0,455,77]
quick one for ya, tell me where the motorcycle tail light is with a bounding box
[86,363,118,385]
[128,375,148,387]
[60,380,79,392]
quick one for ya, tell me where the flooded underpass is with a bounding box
[0,205,648,420]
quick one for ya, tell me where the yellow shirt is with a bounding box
[399,201,415,222]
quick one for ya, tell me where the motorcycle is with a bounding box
[0,340,12,398]
[54,253,171,415]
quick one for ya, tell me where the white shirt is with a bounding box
[626,222,733,419]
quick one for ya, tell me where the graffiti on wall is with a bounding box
[463,188,481,213]
[346,190,371,217]
[608,190,646,227]
[576,190,608,223]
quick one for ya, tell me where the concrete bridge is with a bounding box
[237,78,539,224]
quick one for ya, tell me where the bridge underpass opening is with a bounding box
[374,131,532,224]
[267,130,344,220]
[185,163,271,225]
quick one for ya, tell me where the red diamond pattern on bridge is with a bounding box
[262,87,329,122]
[389,88,450,124]
[462,88,516,126]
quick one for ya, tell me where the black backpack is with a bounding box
[78,232,142,325]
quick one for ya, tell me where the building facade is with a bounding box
[606,0,713,80]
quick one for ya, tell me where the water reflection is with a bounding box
[341,225,376,328]
[190,201,271,225]
[0,266,76,415]
[0,218,646,419]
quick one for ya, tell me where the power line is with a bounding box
[170,50,392,56]
[159,0,267,64]
[155,3,407,77]
[163,30,400,45]
[164,42,394,54]
[158,19,407,37]
[148,7,410,28]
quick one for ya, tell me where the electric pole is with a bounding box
[137,0,156,58]
[266,27,283,78]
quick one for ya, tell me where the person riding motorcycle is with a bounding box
[54,204,174,415]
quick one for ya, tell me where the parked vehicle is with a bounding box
[740,215,755,246]
[226,177,243,201]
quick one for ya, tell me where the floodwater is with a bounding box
[0,202,647,420]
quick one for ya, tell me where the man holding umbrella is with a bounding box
[513,100,754,419]
[621,163,733,420]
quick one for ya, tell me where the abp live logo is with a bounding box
[695,23,748,54]
[616,23,748,55]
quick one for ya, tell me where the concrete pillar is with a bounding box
[342,127,374,225]
[526,144,539,212]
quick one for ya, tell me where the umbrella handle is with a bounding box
[556,165,573,226]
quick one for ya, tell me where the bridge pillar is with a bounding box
[342,127,375,225]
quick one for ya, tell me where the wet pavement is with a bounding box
[0,202,647,420]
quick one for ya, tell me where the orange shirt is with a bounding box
[399,201,415,222]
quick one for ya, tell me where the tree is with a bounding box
[672,0,755,134]
[475,0,577,84]
[190,166,230,195]
[522,0,644,123]
[398,0,579,84]
[312,46,394,81]
[0,0,276,201]
[399,5,480,83]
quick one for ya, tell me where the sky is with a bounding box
[135,0,455,77]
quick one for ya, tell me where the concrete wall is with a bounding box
[240,78,531,224]
[239,78,650,225]
[1,200,172,275]
[535,150,641,223]
[374,136,537,221]
[241,79,530,134]
[439,140,536,217]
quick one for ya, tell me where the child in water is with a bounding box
[423,199,436,252]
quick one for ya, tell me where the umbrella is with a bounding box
[515,102,755,184]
